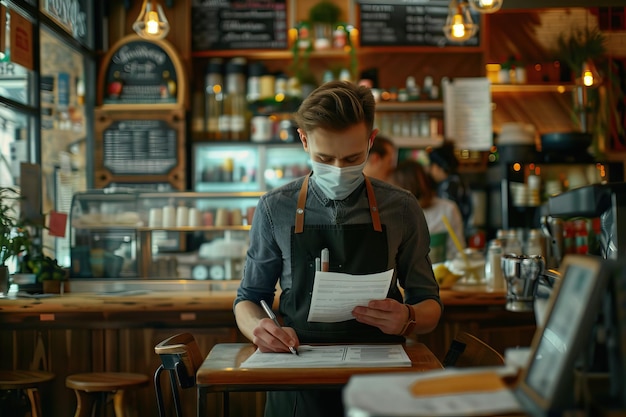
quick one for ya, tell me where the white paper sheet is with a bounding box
[344,367,524,416]
[307,269,394,322]
[240,344,411,368]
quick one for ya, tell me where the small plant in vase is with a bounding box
[308,1,341,50]
[0,187,33,269]
[0,187,67,292]
[499,55,525,84]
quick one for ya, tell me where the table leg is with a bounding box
[223,392,229,417]
[197,387,206,417]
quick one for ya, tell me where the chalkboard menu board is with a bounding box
[103,40,178,105]
[358,0,480,47]
[191,0,287,51]
[103,120,178,175]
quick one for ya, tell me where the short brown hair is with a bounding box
[391,159,436,209]
[294,81,376,134]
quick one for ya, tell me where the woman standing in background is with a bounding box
[390,159,465,261]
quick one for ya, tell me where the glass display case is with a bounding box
[69,189,263,280]
[193,142,311,192]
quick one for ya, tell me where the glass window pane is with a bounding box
[0,105,29,188]
[0,5,34,106]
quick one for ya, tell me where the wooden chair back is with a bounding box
[154,332,204,417]
[442,331,505,368]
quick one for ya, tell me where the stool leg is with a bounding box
[25,388,43,417]
[113,390,125,417]
[73,390,96,417]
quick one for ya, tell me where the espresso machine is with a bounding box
[544,183,626,410]
[546,182,626,261]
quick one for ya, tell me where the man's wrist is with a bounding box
[398,304,417,336]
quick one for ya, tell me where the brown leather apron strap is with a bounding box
[364,176,382,232]
[295,174,382,233]
[295,175,309,234]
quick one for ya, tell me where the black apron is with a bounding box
[265,175,404,417]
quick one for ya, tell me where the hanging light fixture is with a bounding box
[443,0,478,43]
[133,0,170,40]
[581,60,602,87]
[468,0,503,14]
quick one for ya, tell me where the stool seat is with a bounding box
[0,370,55,417]
[0,370,55,389]
[66,372,149,392]
[66,372,149,417]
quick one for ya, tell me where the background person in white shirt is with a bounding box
[390,159,465,261]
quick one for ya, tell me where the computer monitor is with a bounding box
[515,254,612,415]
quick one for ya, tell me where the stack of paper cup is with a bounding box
[188,208,201,227]
[176,206,189,227]
[162,206,176,227]
[149,208,163,227]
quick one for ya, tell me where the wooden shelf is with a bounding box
[191,49,350,59]
[192,45,485,59]
[490,83,575,94]
[376,101,444,112]
[391,136,443,149]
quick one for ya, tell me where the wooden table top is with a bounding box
[196,342,443,392]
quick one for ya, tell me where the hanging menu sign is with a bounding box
[191,0,287,50]
[357,0,480,47]
[102,40,178,105]
[103,120,178,175]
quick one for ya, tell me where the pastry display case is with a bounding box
[193,142,311,192]
[69,189,262,280]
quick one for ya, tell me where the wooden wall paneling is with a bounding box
[358,52,484,90]
[492,91,576,135]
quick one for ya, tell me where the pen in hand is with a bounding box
[259,299,298,356]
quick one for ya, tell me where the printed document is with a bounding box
[307,269,394,322]
[344,367,523,416]
[241,344,411,368]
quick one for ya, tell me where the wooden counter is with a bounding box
[0,284,535,417]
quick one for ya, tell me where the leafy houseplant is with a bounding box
[0,187,32,268]
[557,27,606,80]
[0,187,67,284]
[308,1,341,50]
[555,27,623,156]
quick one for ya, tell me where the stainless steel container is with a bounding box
[501,254,545,312]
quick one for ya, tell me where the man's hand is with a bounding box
[252,318,300,353]
[352,298,409,335]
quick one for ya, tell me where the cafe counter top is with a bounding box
[0,280,506,317]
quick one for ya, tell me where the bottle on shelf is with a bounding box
[204,58,224,140]
[221,57,249,141]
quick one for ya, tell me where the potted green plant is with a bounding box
[308,1,341,50]
[0,187,67,291]
[555,27,623,156]
[0,187,32,268]
[0,187,33,292]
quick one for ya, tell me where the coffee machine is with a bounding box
[547,182,626,261]
[545,183,626,411]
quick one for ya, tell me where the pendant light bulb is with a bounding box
[581,60,602,87]
[443,0,478,43]
[133,0,170,40]
[469,0,503,14]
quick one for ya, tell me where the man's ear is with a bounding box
[298,128,309,152]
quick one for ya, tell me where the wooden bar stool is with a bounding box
[65,372,150,417]
[0,370,55,417]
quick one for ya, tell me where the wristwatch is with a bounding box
[399,304,417,337]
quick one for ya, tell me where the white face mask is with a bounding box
[311,160,367,200]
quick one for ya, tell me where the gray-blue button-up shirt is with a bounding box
[234,175,441,309]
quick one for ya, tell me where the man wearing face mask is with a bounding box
[234,81,442,417]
